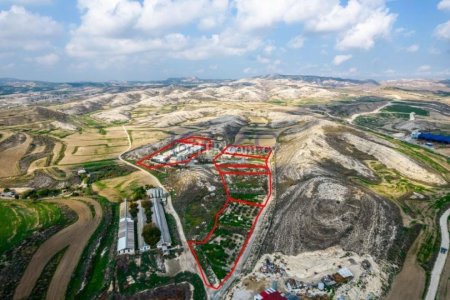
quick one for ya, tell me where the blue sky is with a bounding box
[0,0,449,82]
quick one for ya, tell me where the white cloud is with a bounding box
[435,20,450,41]
[406,44,419,53]
[263,44,276,54]
[336,8,396,50]
[174,32,261,60]
[287,35,305,49]
[236,0,396,50]
[34,53,59,66]
[417,65,431,72]
[348,67,357,74]
[438,0,450,11]
[0,6,61,51]
[67,0,255,61]
[67,0,397,62]
[395,27,415,37]
[333,54,352,65]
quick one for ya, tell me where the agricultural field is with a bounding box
[0,132,32,177]
[92,171,159,202]
[59,127,129,165]
[0,200,64,254]
[188,144,272,289]
[381,104,430,116]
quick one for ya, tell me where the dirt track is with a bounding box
[386,232,425,300]
[14,198,102,300]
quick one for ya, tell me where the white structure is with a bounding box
[117,199,135,255]
[153,197,172,255]
[146,187,165,199]
[146,187,172,255]
[137,200,150,252]
[337,267,354,279]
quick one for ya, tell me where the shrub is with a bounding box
[142,223,161,247]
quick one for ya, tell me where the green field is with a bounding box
[0,200,63,254]
[382,104,429,116]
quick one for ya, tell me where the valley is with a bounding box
[0,76,449,299]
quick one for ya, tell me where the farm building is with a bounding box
[117,199,135,255]
[137,200,150,252]
[152,197,172,255]
[254,288,288,300]
[147,187,166,200]
[412,131,450,144]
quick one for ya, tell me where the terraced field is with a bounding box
[0,201,63,254]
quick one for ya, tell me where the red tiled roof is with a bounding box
[259,290,287,300]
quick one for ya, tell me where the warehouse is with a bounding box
[137,200,150,252]
[117,199,135,255]
[153,197,172,255]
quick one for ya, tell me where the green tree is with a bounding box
[129,202,138,218]
[142,223,161,247]
[131,186,146,201]
[141,200,153,223]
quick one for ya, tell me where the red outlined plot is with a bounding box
[189,144,273,290]
[135,138,272,290]
[136,136,213,169]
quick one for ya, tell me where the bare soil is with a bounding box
[0,133,31,177]
[386,232,425,300]
[14,198,102,300]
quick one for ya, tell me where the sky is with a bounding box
[0,0,449,82]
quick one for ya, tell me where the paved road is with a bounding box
[14,198,102,300]
[425,208,450,300]
[118,126,198,275]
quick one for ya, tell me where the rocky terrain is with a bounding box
[0,75,449,299]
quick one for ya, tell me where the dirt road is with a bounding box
[14,198,102,300]
[346,102,392,124]
[425,208,450,300]
[386,232,425,300]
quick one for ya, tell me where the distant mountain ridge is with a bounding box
[0,75,378,86]
[255,74,379,86]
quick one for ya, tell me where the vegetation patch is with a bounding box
[0,200,63,254]
[382,104,429,116]
[29,246,68,299]
[66,197,117,300]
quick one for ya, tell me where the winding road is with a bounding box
[425,208,450,300]
[118,126,199,275]
[346,102,392,124]
[14,198,102,300]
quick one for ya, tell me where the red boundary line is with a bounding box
[136,137,273,290]
[136,137,213,170]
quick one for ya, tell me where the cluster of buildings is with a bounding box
[0,189,17,199]
[260,258,287,277]
[284,267,354,297]
[117,187,173,256]
[152,144,204,164]
[256,257,358,299]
